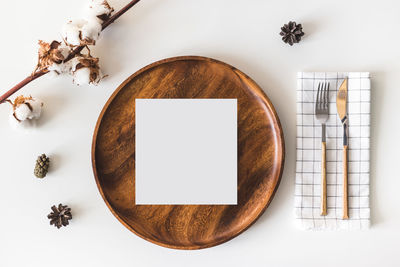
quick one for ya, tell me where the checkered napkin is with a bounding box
[295,72,371,230]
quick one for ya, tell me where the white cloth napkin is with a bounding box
[295,72,371,230]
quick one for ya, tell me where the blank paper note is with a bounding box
[135,99,237,205]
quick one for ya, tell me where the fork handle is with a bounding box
[343,145,349,219]
[321,141,327,216]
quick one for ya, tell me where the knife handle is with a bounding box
[321,141,327,216]
[343,145,349,219]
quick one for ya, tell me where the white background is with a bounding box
[0,0,399,266]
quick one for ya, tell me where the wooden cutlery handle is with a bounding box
[343,145,349,219]
[321,142,327,216]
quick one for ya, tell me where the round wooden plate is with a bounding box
[92,56,285,249]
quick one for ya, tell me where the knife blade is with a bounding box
[337,78,348,145]
[336,78,349,219]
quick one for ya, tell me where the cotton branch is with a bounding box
[0,0,141,104]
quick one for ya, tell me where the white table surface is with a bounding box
[1,0,399,266]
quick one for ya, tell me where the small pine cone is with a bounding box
[34,154,50,178]
[47,204,72,229]
[280,21,304,46]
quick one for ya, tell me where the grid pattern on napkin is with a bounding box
[295,72,370,230]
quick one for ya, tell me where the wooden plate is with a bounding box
[92,56,285,249]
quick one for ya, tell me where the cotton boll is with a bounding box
[62,19,87,46]
[73,67,102,86]
[81,19,102,43]
[47,59,75,76]
[13,104,31,121]
[62,18,102,46]
[73,67,92,86]
[62,21,82,46]
[42,43,72,76]
[9,96,43,124]
[36,40,68,71]
[85,0,114,23]
[14,98,43,121]
[25,98,43,119]
[71,53,102,85]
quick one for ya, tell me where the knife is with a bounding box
[336,78,349,219]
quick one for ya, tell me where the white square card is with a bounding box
[135,99,237,205]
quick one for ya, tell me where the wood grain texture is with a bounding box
[92,56,285,249]
[321,141,327,216]
[343,145,349,219]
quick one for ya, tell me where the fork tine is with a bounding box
[323,82,327,108]
[326,83,330,109]
[320,83,324,109]
[316,83,321,110]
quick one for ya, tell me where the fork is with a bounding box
[315,82,330,216]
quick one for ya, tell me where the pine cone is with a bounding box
[47,204,72,229]
[34,154,50,178]
[280,21,304,46]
